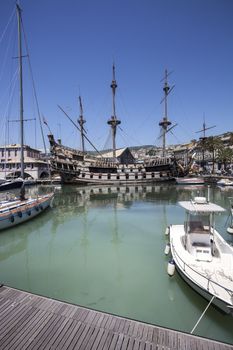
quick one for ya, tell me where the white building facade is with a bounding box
[0,144,50,180]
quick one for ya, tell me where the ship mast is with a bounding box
[107,64,121,160]
[196,116,216,168]
[159,69,173,157]
[16,4,24,179]
[78,96,86,153]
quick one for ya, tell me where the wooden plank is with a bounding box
[62,321,84,350]
[145,342,152,350]
[123,319,131,335]
[82,325,101,350]
[43,317,71,350]
[100,314,108,328]
[0,287,232,350]
[147,325,154,343]
[89,327,106,350]
[102,330,115,350]
[75,324,96,350]
[96,329,110,350]
[46,318,74,350]
[127,337,135,350]
[121,335,130,350]
[69,322,92,349]
[4,309,48,350]
[0,305,35,340]
[22,311,56,350]
[108,332,119,350]
[66,322,87,349]
[0,308,39,349]
[56,321,84,350]
[29,313,64,350]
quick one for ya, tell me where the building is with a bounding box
[0,144,50,180]
[97,147,135,164]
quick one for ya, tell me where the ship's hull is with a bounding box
[53,162,174,185]
[48,134,181,185]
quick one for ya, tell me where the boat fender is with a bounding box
[39,204,43,210]
[9,215,14,223]
[18,211,22,218]
[35,206,39,212]
[27,210,31,216]
[164,243,170,255]
[167,259,175,276]
[227,226,233,235]
[165,226,170,236]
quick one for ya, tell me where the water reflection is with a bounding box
[1,183,233,345]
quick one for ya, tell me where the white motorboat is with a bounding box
[217,178,233,186]
[167,195,233,314]
[227,198,233,235]
[175,176,205,185]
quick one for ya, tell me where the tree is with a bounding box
[204,137,223,173]
[217,147,233,171]
[198,136,223,173]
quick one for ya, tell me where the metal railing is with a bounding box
[171,239,233,300]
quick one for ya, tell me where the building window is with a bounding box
[90,173,93,179]
[107,174,111,179]
[8,150,11,157]
[15,150,17,157]
[82,173,85,178]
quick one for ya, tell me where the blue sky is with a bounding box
[0,0,233,152]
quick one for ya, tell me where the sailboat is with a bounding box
[48,67,190,185]
[0,178,24,192]
[0,4,54,230]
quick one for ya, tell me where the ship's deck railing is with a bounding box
[144,157,173,166]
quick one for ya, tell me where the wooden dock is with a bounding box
[0,285,232,350]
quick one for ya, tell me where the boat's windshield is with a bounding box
[186,213,211,233]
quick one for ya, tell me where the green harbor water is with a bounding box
[0,184,233,345]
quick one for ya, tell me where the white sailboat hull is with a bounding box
[0,193,54,230]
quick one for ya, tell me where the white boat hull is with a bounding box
[175,177,205,185]
[217,179,233,186]
[0,193,54,230]
[174,260,232,314]
[169,223,233,315]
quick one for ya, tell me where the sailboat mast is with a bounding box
[78,96,86,153]
[107,64,121,160]
[159,69,172,157]
[16,4,24,179]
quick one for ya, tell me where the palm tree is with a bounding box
[217,147,233,172]
[198,136,223,173]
